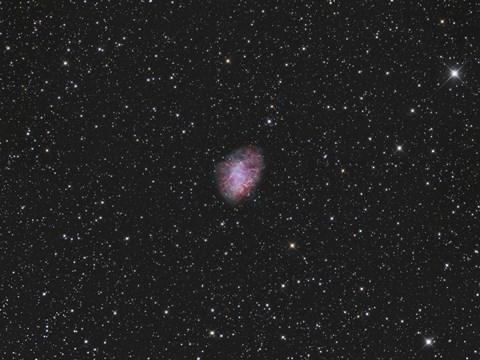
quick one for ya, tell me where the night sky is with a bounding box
[1,1,480,359]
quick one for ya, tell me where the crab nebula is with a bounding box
[216,147,264,204]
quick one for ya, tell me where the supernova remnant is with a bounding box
[215,146,264,205]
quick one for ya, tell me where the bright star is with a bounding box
[425,338,432,346]
[437,63,466,91]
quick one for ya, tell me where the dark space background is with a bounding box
[1,0,479,359]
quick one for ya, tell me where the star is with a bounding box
[425,338,433,346]
[436,63,467,91]
[446,63,467,82]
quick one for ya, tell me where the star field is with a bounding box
[1,1,479,359]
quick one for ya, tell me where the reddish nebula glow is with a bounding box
[216,146,264,205]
